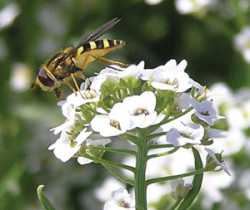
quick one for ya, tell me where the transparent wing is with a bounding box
[78,17,121,46]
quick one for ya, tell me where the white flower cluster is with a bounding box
[175,0,214,15]
[49,60,221,163]
[48,59,226,209]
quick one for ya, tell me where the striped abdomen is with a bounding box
[75,39,125,69]
[77,39,125,53]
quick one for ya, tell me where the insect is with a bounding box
[32,17,126,98]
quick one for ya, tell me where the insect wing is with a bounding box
[78,17,121,46]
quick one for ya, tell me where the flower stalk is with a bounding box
[135,131,148,210]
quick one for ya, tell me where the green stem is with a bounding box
[168,199,182,210]
[89,146,136,156]
[149,144,175,149]
[135,132,148,210]
[147,147,179,159]
[148,132,167,139]
[83,154,135,172]
[146,169,206,185]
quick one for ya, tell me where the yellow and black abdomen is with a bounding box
[75,39,125,69]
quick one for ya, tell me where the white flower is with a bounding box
[91,103,132,137]
[122,91,164,128]
[193,100,219,125]
[50,118,75,135]
[90,62,145,92]
[171,179,192,200]
[10,63,31,92]
[165,122,204,146]
[160,111,203,146]
[176,93,196,110]
[238,170,250,200]
[77,137,111,165]
[147,183,170,204]
[95,177,124,202]
[142,59,192,92]
[144,0,163,6]
[91,91,163,136]
[60,89,99,119]
[103,188,135,210]
[226,106,247,130]
[208,129,245,156]
[0,3,20,29]
[48,128,92,162]
[209,83,234,107]
[175,0,213,15]
[234,26,250,63]
[202,170,234,205]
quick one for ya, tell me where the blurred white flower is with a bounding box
[95,177,124,202]
[10,63,32,92]
[193,100,219,125]
[238,170,250,199]
[209,83,234,107]
[103,188,135,210]
[144,0,163,6]
[202,171,234,207]
[171,179,192,200]
[234,26,250,63]
[48,128,92,162]
[0,3,20,29]
[205,148,231,175]
[175,0,213,14]
[226,106,247,130]
[142,60,192,92]
[147,183,170,204]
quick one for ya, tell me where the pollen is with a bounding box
[134,108,149,115]
[110,119,121,130]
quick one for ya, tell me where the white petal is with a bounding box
[77,157,92,165]
[75,129,92,145]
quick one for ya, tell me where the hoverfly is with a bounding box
[33,17,126,98]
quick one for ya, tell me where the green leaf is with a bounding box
[37,185,56,210]
[177,147,203,210]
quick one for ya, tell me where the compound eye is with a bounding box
[37,67,55,87]
[37,67,47,78]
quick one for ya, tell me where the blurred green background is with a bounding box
[0,0,250,210]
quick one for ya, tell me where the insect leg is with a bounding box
[91,55,128,68]
[54,88,64,99]
[71,73,86,98]
[65,80,77,94]
[71,74,81,92]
